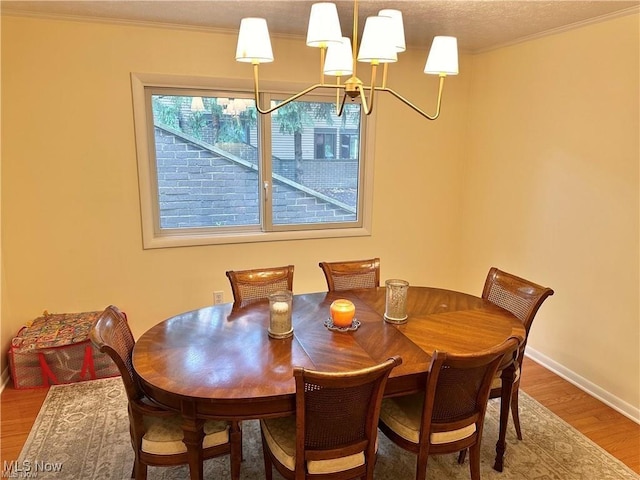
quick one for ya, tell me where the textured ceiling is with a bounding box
[2,0,638,52]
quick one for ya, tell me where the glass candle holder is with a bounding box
[329,299,356,328]
[384,279,409,324]
[268,290,293,339]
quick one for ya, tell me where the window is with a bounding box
[340,131,359,160]
[314,130,336,159]
[131,73,374,248]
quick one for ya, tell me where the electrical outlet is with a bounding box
[213,291,224,305]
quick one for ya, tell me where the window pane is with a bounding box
[151,94,260,229]
[340,131,358,159]
[271,101,360,226]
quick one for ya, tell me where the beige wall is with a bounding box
[459,14,639,414]
[1,12,638,417]
[0,16,468,369]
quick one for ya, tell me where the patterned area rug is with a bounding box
[14,377,638,479]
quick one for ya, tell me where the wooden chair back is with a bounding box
[424,338,519,441]
[318,258,380,291]
[483,267,554,371]
[482,267,554,335]
[379,338,518,480]
[482,267,554,443]
[89,305,142,402]
[91,305,241,480]
[226,265,294,308]
[295,356,401,479]
[424,338,519,476]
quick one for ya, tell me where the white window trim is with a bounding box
[131,72,375,249]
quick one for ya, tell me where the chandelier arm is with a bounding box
[376,75,446,120]
[252,64,340,114]
[361,64,378,116]
[356,84,372,116]
[337,90,349,116]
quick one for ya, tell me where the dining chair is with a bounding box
[226,264,294,308]
[260,356,403,480]
[318,257,380,291]
[378,337,520,480]
[458,267,554,468]
[90,305,242,480]
[482,267,554,440]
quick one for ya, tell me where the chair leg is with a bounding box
[230,421,242,480]
[239,421,244,462]
[511,386,523,440]
[133,459,147,480]
[260,430,273,480]
[493,364,516,472]
[415,452,429,480]
[457,449,467,464]
[468,442,481,480]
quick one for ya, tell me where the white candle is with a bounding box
[271,301,289,314]
[270,301,291,334]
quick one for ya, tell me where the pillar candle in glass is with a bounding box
[384,279,409,324]
[330,299,356,328]
[268,290,293,339]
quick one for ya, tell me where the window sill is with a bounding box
[142,225,373,249]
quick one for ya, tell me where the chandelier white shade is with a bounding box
[235,18,274,63]
[306,3,342,47]
[235,0,459,120]
[357,15,398,64]
[378,9,406,53]
[424,36,459,75]
[323,37,354,76]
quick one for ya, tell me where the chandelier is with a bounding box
[235,0,458,119]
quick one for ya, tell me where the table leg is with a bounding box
[493,362,516,472]
[181,416,205,480]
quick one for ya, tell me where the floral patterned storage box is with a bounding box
[8,311,120,389]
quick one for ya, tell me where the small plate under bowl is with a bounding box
[324,318,361,332]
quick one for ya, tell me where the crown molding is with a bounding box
[474,5,640,54]
[0,8,302,41]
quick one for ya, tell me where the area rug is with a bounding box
[14,377,638,479]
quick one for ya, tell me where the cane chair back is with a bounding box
[90,305,241,480]
[260,356,402,480]
[90,305,141,401]
[483,267,554,439]
[226,265,294,308]
[319,258,380,292]
[483,267,554,334]
[379,338,519,480]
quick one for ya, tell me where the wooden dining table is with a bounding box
[132,286,526,480]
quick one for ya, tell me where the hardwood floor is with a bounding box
[1,357,639,474]
[1,384,49,466]
[519,357,640,474]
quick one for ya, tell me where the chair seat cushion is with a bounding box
[142,415,229,455]
[380,394,476,445]
[260,417,365,474]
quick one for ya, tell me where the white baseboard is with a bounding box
[526,347,640,424]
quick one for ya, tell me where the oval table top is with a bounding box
[132,286,525,419]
